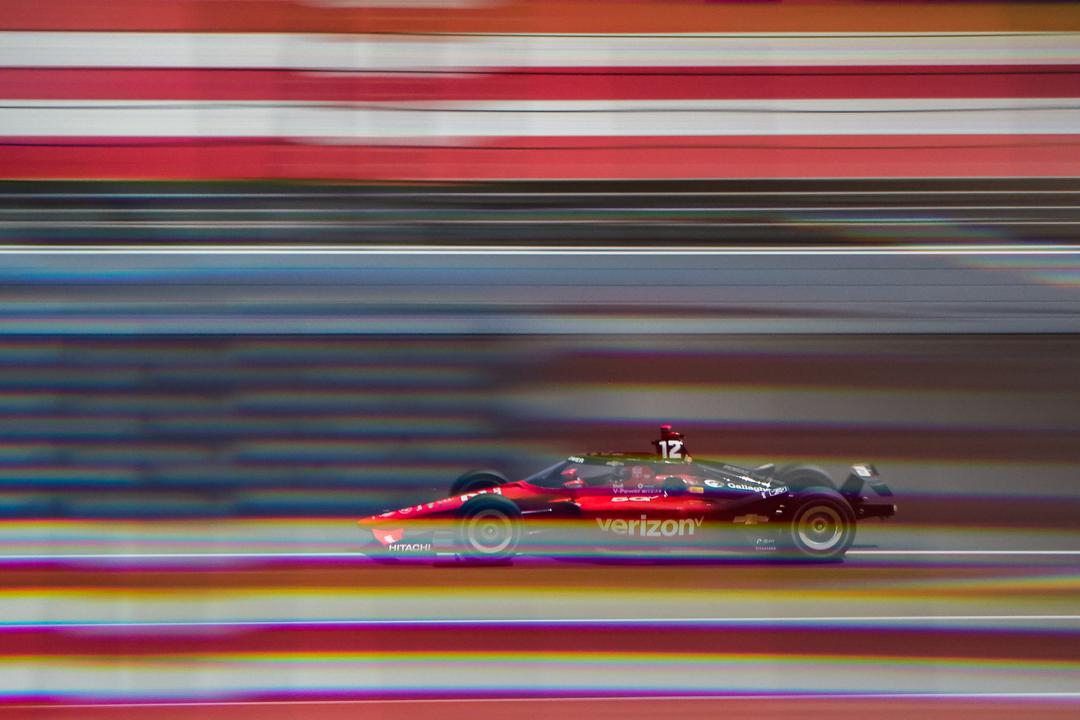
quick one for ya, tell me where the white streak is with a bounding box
[1,32,1078,69]
[3,98,1080,137]
[7,692,1080,709]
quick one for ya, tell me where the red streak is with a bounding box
[3,66,1079,101]
[1,697,1078,720]
[0,624,1076,661]
[0,0,1078,34]
[3,135,1080,180]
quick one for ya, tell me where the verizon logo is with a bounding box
[596,515,704,537]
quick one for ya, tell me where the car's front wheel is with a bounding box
[785,488,856,561]
[457,496,522,563]
[449,469,508,496]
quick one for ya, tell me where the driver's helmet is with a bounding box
[559,466,585,488]
[652,424,690,459]
[659,424,684,443]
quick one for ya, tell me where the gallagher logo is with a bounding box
[596,515,704,537]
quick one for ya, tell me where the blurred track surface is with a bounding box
[5,179,1080,246]
[0,551,1077,709]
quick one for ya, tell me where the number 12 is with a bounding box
[659,439,683,459]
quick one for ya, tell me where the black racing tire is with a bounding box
[449,469,508,496]
[784,487,856,561]
[776,464,837,492]
[456,496,522,562]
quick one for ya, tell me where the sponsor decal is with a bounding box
[377,486,506,522]
[388,543,433,553]
[610,495,657,503]
[688,486,705,494]
[459,487,502,503]
[706,477,780,496]
[734,514,770,526]
[738,474,771,488]
[373,528,405,546]
[726,482,763,493]
[596,515,704,537]
[703,476,789,498]
[568,456,585,463]
[753,537,778,552]
[727,482,789,497]
[853,464,875,478]
[614,485,662,495]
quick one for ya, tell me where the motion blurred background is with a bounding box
[0,1,1079,718]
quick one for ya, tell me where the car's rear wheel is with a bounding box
[776,465,836,491]
[785,488,856,561]
[457,496,522,562]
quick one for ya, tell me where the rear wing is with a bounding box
[839,464,893,497]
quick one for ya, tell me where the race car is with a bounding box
[358,426,895,563]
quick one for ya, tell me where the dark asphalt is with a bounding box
[3,178,1080,245]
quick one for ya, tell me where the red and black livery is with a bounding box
[358,427,895,562]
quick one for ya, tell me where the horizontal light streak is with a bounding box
[0,313,1076,334]
[0,651,1074,700]
[7,189,1080,199]
[2,204,1076,213]
[0,317,1075,334]
[2,615,1080,629]
[3,99,1080,138]
[4,649,1072,666]
[0,244,1079,254]
[6,692,1080,707]
[3,33,1077,70]
[6,220,1080,231]
[0,558,1072,633]
[5,221,1080,230]
[504,385,1080,431]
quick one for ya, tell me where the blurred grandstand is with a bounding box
[1,0,1079,183]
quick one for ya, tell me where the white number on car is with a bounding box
[658,439,684,459]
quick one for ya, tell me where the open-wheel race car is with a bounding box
[358,426,896,563]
